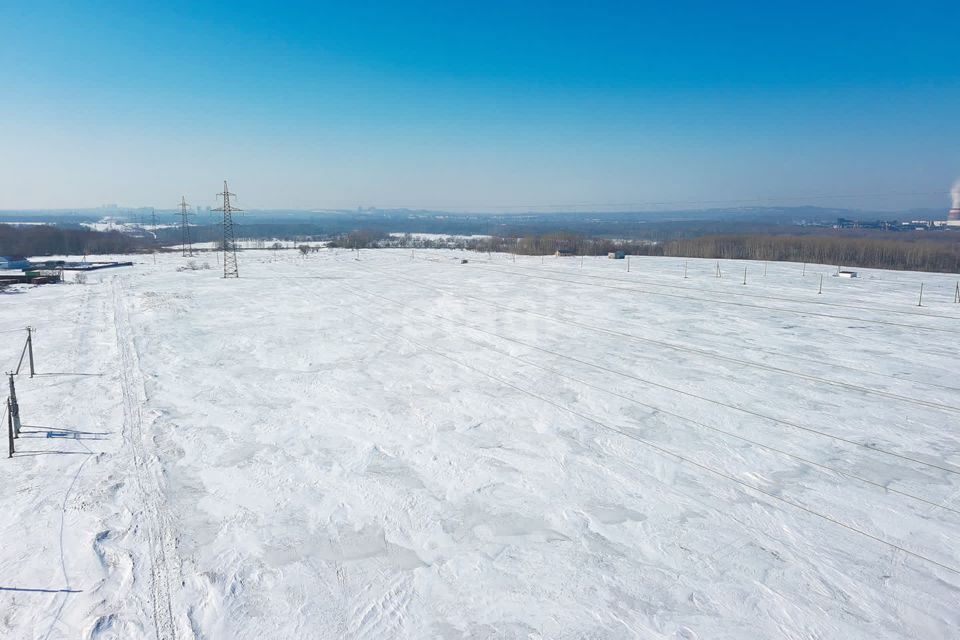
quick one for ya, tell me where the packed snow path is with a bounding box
[1,250,959,638]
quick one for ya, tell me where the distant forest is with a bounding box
[0,224,149,256]
[3,222,959,273]
[460,233,960,273]
[325,228,960,272]
[657,235,960,273]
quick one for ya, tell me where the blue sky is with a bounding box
[1,0,958,211]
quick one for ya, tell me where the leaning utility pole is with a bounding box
[213,180,242,278]
[177,196,195,257]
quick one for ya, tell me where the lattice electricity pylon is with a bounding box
[212,180,243,278]
[177,196,195,257]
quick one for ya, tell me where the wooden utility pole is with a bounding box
[7,399,13,457]
[26,327,34,378]
[7,374,20,437]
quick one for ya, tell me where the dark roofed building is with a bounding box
[0,256,31,270]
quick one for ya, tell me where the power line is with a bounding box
[468,258,960,392]
[204,270,951,622]
[364,260,960,413]
[470,261,960,335]
[323,255,960,475]
[302,270,960,577]
[340,280,960,515]
[339,274,960,477]
[392,250,960,391]
[150,208,158,264]
[498,259,960,322]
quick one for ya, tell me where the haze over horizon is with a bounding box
[2,1,958,212]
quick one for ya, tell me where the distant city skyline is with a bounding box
[1,1,958,212]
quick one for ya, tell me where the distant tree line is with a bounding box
[467,233,655,256]
[326,229,393,249]
[0,224,151,256]
[657,234,960,273]
[462,232,960,273]
[5,221,958,272]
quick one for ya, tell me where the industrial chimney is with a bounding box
[949,179,960,225]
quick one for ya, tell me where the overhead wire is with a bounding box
[274,261,960,577]
[485,259,960,321]
[339,279,960,514]
[366,259,960,413]
[467,260,960,335]
[398,251,960,392]
[243,254,956,623]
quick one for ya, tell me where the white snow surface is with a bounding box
[82,219,178,233]
[1,249,959,639]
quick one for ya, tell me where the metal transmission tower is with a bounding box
[177,196,195,257]
[150,207,158,263]
[213,180,242,278]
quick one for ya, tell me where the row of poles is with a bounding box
[715,260,953,306]
[6,327,35,458]
[541,253,960,306]
[409,249,960,306]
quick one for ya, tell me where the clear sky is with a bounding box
[1,0,958,212]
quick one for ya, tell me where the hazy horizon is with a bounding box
[0,200,953,217]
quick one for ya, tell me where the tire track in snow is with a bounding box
[111,277,180,640]
[39,285,96,640]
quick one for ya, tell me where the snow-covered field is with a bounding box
[82,219,178,233]
[1,249,959,639]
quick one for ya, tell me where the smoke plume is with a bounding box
[953,178,960,209]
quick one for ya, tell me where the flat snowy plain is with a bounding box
[1,249,959,639]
